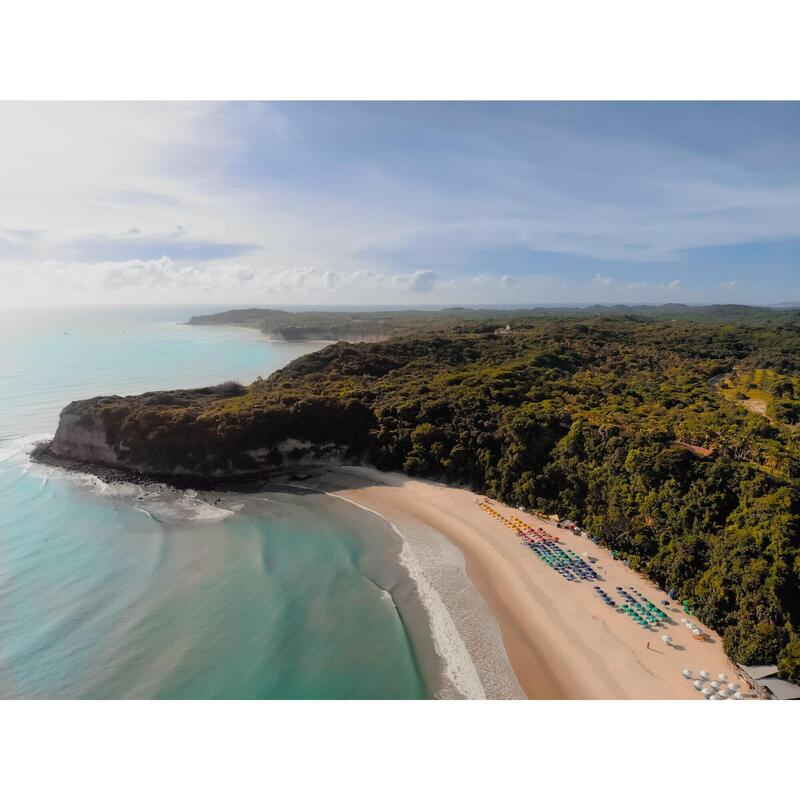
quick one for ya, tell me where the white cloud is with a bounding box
[3,257,778,307]
[720,280,738,290]
[0,259,445,305]
[1,103,793,306]
[394,269,438,292]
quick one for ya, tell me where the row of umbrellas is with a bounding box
[616,587,668,628]
[487,502,742,701]
[682,670,745,700]
[593,586,616,606]
[529,540,599,582]
[482,503,723,672]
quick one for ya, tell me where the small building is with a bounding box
[736,664,800,700]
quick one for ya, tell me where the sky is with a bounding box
[1,101,798,307]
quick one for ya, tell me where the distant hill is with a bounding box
[187,304,799,341]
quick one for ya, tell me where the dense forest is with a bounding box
[51,309,800,680]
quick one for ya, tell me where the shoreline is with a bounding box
[182,320,390,345]
[28,444,748,700]
[316,486,525,699]
[29,444,523,699]
[314,466,746,700]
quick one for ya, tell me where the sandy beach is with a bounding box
[316,466,744,700]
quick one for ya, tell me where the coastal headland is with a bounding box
[35,306,800,691]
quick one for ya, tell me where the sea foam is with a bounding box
[18,443,234,524]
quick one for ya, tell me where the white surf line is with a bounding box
[0,432,51,463]
[314,486,487,701]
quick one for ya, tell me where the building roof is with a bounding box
[737,664,800,699]
[737,663,779,681]
[758,678,800,701]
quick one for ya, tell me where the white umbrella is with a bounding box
[718,689,730,698]
[662,635,673,645]
[728,683,739,692]
[718,673,728,682]
[692,627,701,635]
[693,680,703,690]
[709,694,720,700]
[702,687,713,696]
[734,692,744,700]
[710,681,720,691]
[682,669,692,678]
[700,670,710,680]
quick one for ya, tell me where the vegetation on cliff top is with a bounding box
[62,310,800,679]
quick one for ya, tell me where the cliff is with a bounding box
[47,377,375,479]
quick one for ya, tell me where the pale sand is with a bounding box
[319,466,744,700]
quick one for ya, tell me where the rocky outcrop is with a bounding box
[43,382,375,482]
[51,401,122,465]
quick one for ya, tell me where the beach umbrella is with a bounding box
[682,669,692,679]
[728,683,739,692]
[718,689,730,698]
[661,635,673,645]
[702,687,713,696]
[692,627,701,635]
[734,692,744,700]
[700,670,710,680]
[693,680,703,690]
[710,681,720,691]
[708,694,720,701]
[718,673,728,682]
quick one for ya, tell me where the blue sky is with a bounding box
[1,102,798,305]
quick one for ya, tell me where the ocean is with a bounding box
[0,306,441,699]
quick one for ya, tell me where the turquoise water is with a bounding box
[0,307,429,699]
